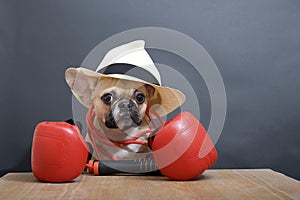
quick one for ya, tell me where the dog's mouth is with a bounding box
[105,108,142,130]
[118,115,139,129]
[105,114,142,130]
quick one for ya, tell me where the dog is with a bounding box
[65,41,185,161]
[65,68,159,160]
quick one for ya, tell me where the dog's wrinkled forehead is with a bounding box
[96,77,146,96]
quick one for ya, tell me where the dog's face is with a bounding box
[65,68,156,133]
[93,78,155,131]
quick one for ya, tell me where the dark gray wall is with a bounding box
[1,0,299,180]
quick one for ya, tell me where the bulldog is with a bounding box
[65,67,159,160]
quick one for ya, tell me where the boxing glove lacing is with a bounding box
[86,104,164,160]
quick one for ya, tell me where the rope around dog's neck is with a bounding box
[86,104,164,160]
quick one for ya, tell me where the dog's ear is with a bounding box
[65,68,98,106]
[145,84,157,98]
[144,84,161,106]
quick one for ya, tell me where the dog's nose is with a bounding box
[118,100,132,110]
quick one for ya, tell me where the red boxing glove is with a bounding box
[151,112,218,180]
[31,121,88,182]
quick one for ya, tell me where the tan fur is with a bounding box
[66,68,154,160]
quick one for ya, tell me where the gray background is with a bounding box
[1,0,299,180]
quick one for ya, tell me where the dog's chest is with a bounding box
[105,142,150,160]
[86,124,151,160]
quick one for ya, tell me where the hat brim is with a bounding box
[76,67,186,116]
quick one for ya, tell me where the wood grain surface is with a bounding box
[0,169,299,200]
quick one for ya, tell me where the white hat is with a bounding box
[97,40,161,85]
[66,40,185,116]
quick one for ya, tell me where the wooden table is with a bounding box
[0,169,299,199]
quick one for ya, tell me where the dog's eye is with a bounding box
[101,93,113,105]
[135,93,145,104]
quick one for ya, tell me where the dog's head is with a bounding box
[65,68,157,132]
[94,77,156,131]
